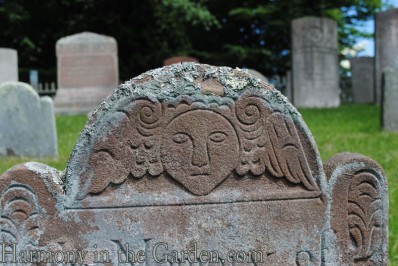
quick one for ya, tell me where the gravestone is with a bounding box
[164,56,198,66]
[29,69,39,89]
[54,32,119,114]
[350,57,374,103]
[285,70,292,102]
[0,82,57,157]
[0,63,388,265]
[0,48,18,84]
[246,69,268,83]
[376,8,398,104]
[382,62,398,131]
[292,17,340,107]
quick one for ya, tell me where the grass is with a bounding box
[0,104,396,260]
[300,104,398,261]
[0,114,88,173]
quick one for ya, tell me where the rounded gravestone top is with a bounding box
[246,69,268,83]
[57,32,116,44]
[56,32,117,54]
[64,63,324,205]
[163,56,199,66]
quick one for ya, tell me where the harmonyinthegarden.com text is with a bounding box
[0,242,264,264]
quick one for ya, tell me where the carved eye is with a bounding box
[172,133,189,144]
[209,132,227,143]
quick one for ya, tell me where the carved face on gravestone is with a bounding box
[161,110,239,195]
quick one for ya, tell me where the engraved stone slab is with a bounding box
[0,48,18,84]
[376,9,398,104]
[350,57,375,103]
[382,62,398,131]
[292,17,340,107]
[0,63,388,265]
[0,82,57,157]
[54,32,119,114]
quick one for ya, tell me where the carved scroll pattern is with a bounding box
[0,184,43,250]
[235,96,319,191]
[348,171,383,262]
[126,99,163,178]
[88,100,163,194]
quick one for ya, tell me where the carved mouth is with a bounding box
[191,173,210,177]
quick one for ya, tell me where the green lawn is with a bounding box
[0,104,397,260]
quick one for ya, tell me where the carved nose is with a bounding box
[191,141,209,167]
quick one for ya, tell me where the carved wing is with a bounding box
[265,112,319,191]
[235,95,319,191]
[83,100,163,195]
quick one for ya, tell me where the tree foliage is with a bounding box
[0,0,383,82]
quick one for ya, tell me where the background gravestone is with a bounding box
[375,8,398,104]
[163,56,198,66]
[350,57,374,103]
[382,62,398,131]
[0,63,388,265]
[292,17,340,107]
[246,68,268,83]
[54,32,119,114]
[0,48,18,84]
[285,70,292,102]
[0,82,57,157]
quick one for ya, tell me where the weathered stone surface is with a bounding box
[350,57,375,103]
[163,56,198,66]
[292,17,340,107]
[0,82,57,157]
[54,32,119,114]
[0,48,18,84]
[376,8,398,104]
[0,63,388,265]
[382,63,398,131]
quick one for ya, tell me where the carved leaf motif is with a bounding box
[348,172,383,261]
[0,184,42,248]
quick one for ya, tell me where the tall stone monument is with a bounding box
[0,82,57,157]
[0,48,18,84]
[0,63,388,265]
[292,17,340,107]
[350,57,374,103]
[376,8,398,104]
[54,32,119,114]
[382,62,398,131]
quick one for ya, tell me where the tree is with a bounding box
[0,0,384,82]
[186,0,383,75]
